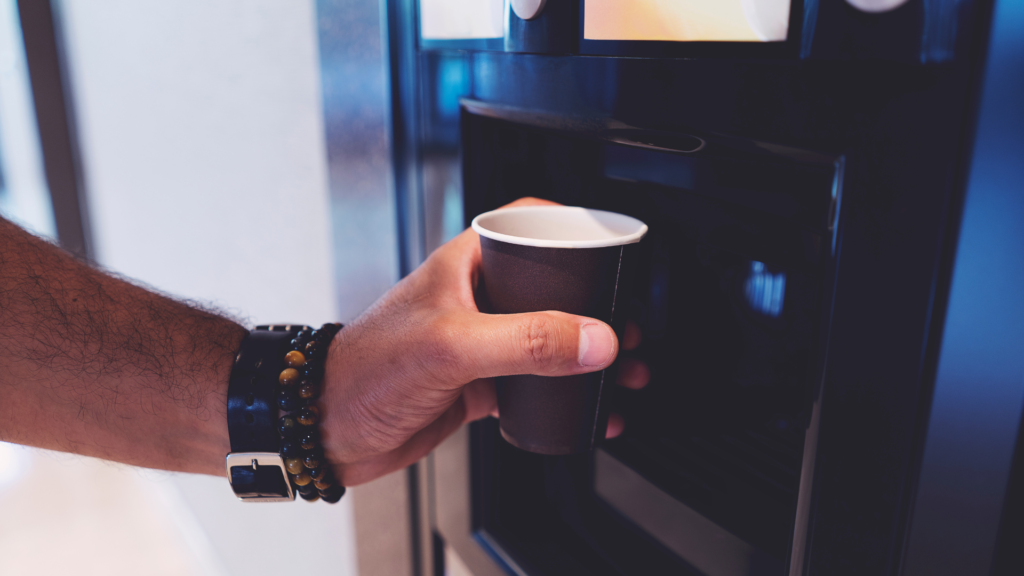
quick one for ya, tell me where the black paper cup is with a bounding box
[472,206,648,455]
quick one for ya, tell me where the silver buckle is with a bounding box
[225,452,295,502]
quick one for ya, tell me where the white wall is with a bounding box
[60,0,337,324]
[57,1,358,574]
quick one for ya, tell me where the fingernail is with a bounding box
[579,323,615,367]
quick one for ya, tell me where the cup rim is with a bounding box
[471,206,648,249]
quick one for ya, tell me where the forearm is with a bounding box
[0,218,244,475]
[0,197,640,490]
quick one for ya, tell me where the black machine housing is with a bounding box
[383,0,1024,574]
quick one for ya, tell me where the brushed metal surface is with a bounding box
[317,0,398,322]
[434,425,518,576]
[317,1,410,574]
[353,469,415,576]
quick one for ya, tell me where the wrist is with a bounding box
[316,326,353,483]
[43,320,244,477]
[196,325,245,475]
[176,322,246,476]
[318,323,383,486]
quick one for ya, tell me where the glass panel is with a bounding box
[584,0,791,42]
[595,449,778,576]
[420,0,504,40]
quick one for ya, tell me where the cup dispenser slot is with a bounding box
[462,104,840,575]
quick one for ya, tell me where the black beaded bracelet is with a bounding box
[275,323,345,503]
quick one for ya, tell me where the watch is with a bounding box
[224,325,307,502]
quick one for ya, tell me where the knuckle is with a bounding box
[517,315,561,367]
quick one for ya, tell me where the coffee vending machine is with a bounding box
[354,0,1024,575]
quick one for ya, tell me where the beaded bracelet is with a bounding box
[275,323,345,503]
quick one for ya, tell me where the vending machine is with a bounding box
[358,0,1024,574]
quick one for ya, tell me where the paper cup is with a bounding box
[472,206,648,455]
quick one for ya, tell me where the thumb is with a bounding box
[456,310,619,380]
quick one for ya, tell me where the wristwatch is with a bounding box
[224,325,306,502]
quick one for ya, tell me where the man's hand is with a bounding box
[320,198,649,486]
[0,198,648,486]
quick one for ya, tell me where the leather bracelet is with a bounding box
[224,324,346,503]
[225,325,304,502]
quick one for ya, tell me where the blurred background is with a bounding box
[0,0,396,574]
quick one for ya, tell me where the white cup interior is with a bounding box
[472,206,648,249]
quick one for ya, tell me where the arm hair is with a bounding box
[0,217,244,475]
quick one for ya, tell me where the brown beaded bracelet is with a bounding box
[276,322,345,503]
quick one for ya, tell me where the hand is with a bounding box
[320,198,650,486]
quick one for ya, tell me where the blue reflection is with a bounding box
[744,261,785,317]
[442,179,463,243]
[435,56,466,120]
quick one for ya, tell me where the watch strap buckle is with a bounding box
[225,452,294,502]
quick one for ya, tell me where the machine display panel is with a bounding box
[584,0,791,42]
[419,0,504,40]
